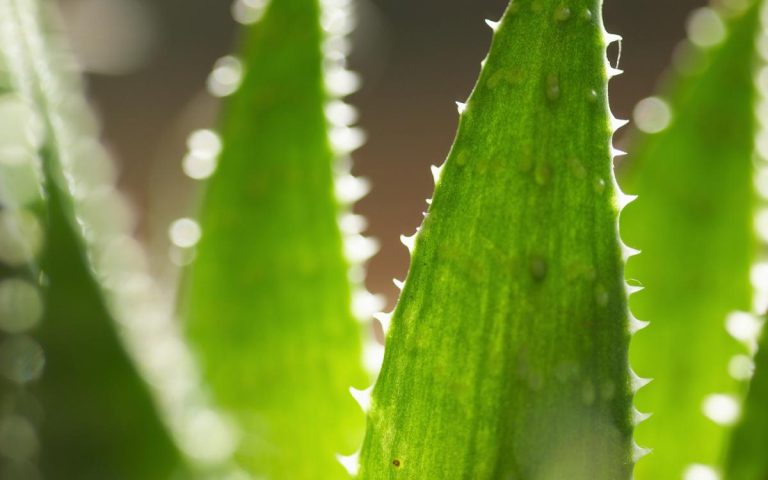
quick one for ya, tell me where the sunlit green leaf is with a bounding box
[358,1,636,478]
[182,0,369,477]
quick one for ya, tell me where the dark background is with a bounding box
[60,0,706,306]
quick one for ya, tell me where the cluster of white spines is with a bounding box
[318,0,388,474]
[2,0,250,476]
[602,24,655,471]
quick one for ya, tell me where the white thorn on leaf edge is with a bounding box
[611,147,628,158]
[400,233,416,253]
[621,243,641,261]
[336,450,361,476]
[393,278,404,290]
[632,442,652,463]
[455,101,467,114]
[484,19,500,31]
[629,315,650,334]
[610,116,629,132]
[630,369,653,392]
[608,67,624,78]
[604,32,623,45]
[626,283,645,295]
[431,164,444,184]
[373,311,392,332]
[618,193,638,210]
[633,407,652,425]
[349,385,373,413]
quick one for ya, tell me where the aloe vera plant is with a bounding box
[1,0,768,478]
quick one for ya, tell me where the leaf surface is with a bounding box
[359,1,635,478]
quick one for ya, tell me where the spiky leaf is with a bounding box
[358,1,635,478]
[182,0,368,477]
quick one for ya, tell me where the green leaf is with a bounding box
[621,3,762,479]
[0,0,185,477]
[182,0,369,477]
[358,1,636,478]
[724,325,768,480]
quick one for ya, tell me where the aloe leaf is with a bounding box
[0,0,188,477]
[182,0,370,477]
[621,3,762,479]
[358,1,637,478]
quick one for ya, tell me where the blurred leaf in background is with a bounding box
[0,0,185,477]
[622,2,762,478]
[182,0,371,478]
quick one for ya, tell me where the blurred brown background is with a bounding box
[59,0,706,307]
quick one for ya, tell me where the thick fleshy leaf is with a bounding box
[358,1,635,478]
[621,3,761,479]
[182,0,368,477]
[0,0,184,477]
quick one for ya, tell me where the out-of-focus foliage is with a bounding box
[182,0,369,478]
[0,0,183,477]
[622,2,761,479]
